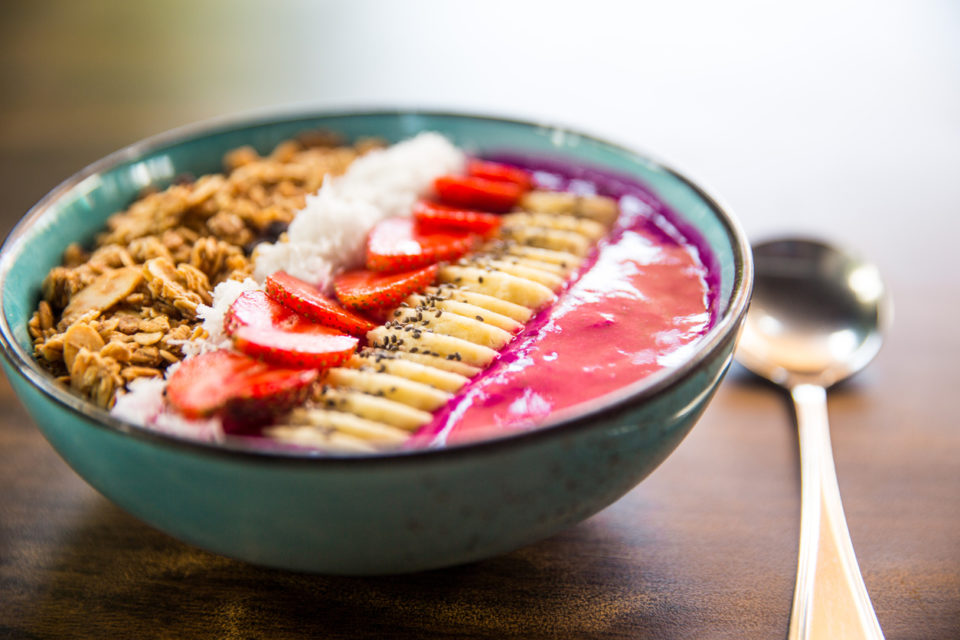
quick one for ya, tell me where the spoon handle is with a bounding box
[789,384,884,640]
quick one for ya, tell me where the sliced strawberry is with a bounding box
[365,217,476,272]
[413,200,502,237]
[334,264,437,312]
[225,290,358,368]
[265,271,376,337]
[433,175,524,213]
[166,350,318,425]
[467,159,534,191]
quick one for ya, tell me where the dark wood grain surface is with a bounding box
[2,2,958,638]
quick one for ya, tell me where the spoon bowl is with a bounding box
[736,237,890,640]
[737,239,889,389]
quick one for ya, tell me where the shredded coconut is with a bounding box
[193,277,260,351]
[111,374,224,441]
[253,132,465,288]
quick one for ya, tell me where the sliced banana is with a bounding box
[487,254,568,275]
[519,191,619,226]
[324,367,451,412]
[315,387,433,430]
[286,408,410,445]
[391,305,513,350]
[465,257,565,291]
[503,212,606,242]
[368,324,499,368]
[518,190,578,215]
[437,265,556,310]
[264,425,379,453]
[424,286,532,323]
[361,347,481,378]
[576,194,620,226]
[503,244,583,272]
[406,294,523,334]
[500,225,591,257]
[349,352,469,393]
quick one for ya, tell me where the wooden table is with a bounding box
[2,2,958,638]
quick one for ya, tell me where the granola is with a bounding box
[30,134,378,408]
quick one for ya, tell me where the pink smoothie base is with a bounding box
[406,155,716,448]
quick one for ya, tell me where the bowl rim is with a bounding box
[0,106,753,465]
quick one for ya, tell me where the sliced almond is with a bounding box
[61,267,143,327]
[63,324,105,372]
[142,257,203,319]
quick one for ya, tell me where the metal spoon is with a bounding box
[735,238,890,640]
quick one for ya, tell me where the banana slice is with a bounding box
[368,324,499,368]
[576,194,620,226]
[488,254,568,275]
[519,191,619,226]
[324,367,451,412]
[465,257,565,291]
[264,425,379,453]
[500,225,591,256]
[286,408,410,445]
[503,212,606,242]
[406,293,523,334]
[437,265,556,310]
[424,286,532,323]
[316,387,433,430]
[349,352,469,393]
[362,347,482,378]
[518,190,578,215]
[503,245,583,272]
[391,305,513,350]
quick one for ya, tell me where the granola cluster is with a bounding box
[29,132,378,408]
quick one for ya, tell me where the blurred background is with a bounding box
[3,0,958,271]
[2,1,958,637]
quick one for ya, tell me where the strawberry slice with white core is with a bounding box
[265,271,376,337]
[366,217,477,272]
[166,350,318,422]
[334,264,438,313]
[225,290,358,369]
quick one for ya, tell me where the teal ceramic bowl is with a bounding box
[0,110,751,575]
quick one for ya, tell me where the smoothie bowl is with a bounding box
[0,110,751,574]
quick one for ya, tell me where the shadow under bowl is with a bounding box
[0,109,752,574]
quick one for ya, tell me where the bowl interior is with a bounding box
[0,110,747,452]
